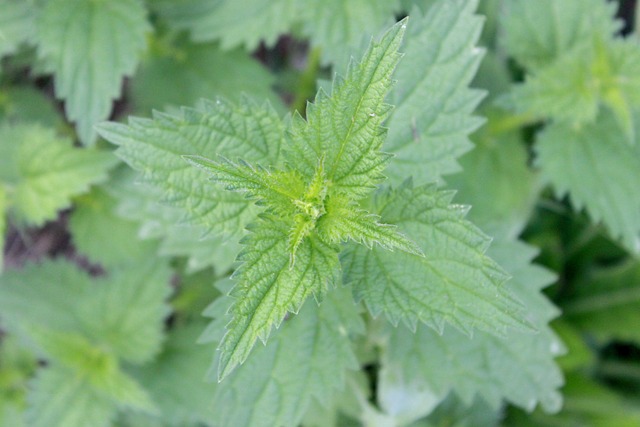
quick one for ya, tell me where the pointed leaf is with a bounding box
[536,111,640,253]
[379,238,564,414]
[385,0,486,184]
[287,18,406,198]
[342,182,531,334]
[36,0,150,144]
[201,286,363,427]
[217,216,340,379]
[96,98,284,236]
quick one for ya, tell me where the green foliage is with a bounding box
[385,0,486,184]
[199,284,364,427]
[0,124,116,226]
[342,182,529,334]
[0,0,35,60]
[2,0,640,425]
[36,0,150,145]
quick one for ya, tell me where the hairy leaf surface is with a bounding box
[287,18,406,198]
[200,285,363,427]
[96,98,284,236]
[37,0,150,144]
[385,0,485,184]
[216,217,341,379]
[379,238,564,414]
[342,182,530,334]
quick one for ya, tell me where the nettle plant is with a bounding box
[2,0,640,425]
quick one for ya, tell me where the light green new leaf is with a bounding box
[502,0,620,70]
[300,0,400,65]
[318,198,424,256]
[0,0,36,59]
[287,18,406,199]
[0,124,117,226]
[385,0,485,185]
[342,182,530,335]
[130,39,283,115]
[153,0,297,50]
[27,366,115,427]
[216,216,340,379]
[200,285,363,427]
[536,111,640,253]
[379,238,564,414]
[36,0,150,144]
[96,98,284,236]
[564,260,640,345]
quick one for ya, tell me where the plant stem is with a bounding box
[292,47,322,115]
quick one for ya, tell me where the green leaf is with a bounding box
[96,97,284,236]
[31,331,157,414]
[0,0,36,59]
[216,216,341,379]
[318,198,424,256]
[342,182,531,335]
[153,0,298,50]
[505,373,640,426]
[563,259,640,344]
[0,123,117,226]
[106,168,238,274]
[446,109,539,238]
[69,187,160,269]
[0,259,172,364]
[200,285,363,427]
[75,261,173,364]
[287,18,406,199]
[300,0,400,65]
[0,85,63,128]
[0,260,93,337]
[0,185,6,272]
[27,366,116,427]
[385,0,486,184]
[501,0,620,70]
[536,111,640,253]
[36,0,150,144]
[379,238,564,414]
[132,322,216,425]
[511,38,640,136]
[130,38,283,115]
